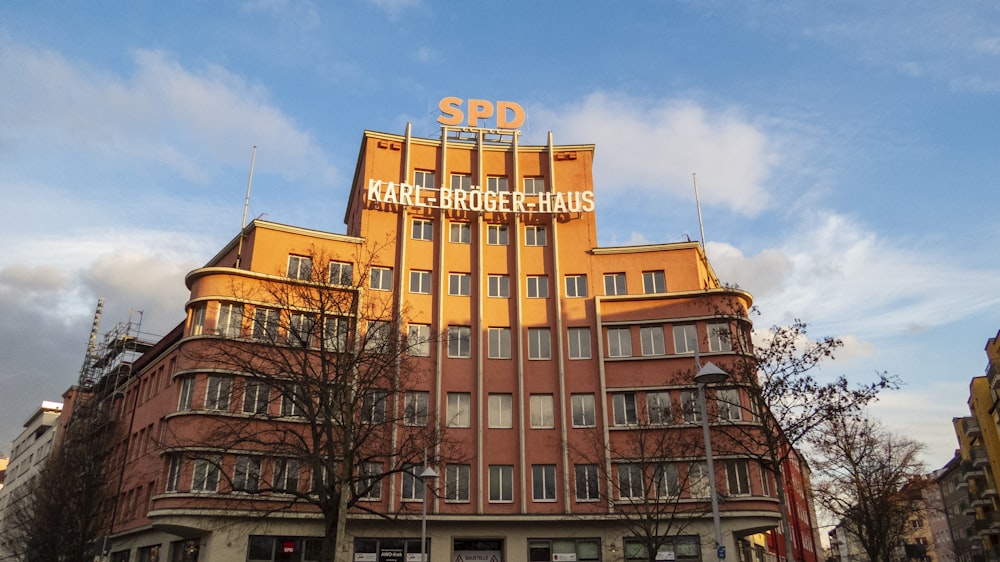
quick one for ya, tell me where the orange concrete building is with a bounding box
[88,117,816,562]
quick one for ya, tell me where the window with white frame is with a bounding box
[612,392,638,425]
[447,393,471,427]
[680,390,700,423]
[689,462,709,498]
[488,274,510,298]
[654,463,679,498]
[361,390,386,424]
[192,457,221,492]
[243,380,270,415]
[281,385,304,417]
[760,462,772,496]
[708,322,732,352]
[252,308,278,342]
[487,224,509,245]
[448,273,471,296]
[407,324,430,357]
[571,394,596,427]
[205,376,232,411]
[607,327,632,358]
[526,275,548,298]
[640,326,665,356]
[273,458,300,493]
[217,303,243,338]
[404,391,429,426]
[716,388,742,421]
[604,273,627,296]
[528,327,552,360]
[567,327,592,360]
[166,455,182,492]
[323,316,349,352]
[370,267,393,291]
[530,394,554,428]
[532,464,557,501]
[329,261,353,285]
[177,376,195,411]
[287,255,312,280]
[449,222,471,243]
[358,462,383,500]
[525,225,547,246]
[673,325,697,354]
[445,464,471,502]
[488,327,511,359]
[414,170,435,188]
[575,464,600,501]
[642,270,666,294]
[409,270,432,294]
[565,275,588,298]
[523,177,546,195]
[450,173,472,191]
[411,218,433,241]
[726,460,751,496]
[288,313,314,347]
[364,320,391,354]
[487,176,508,192]
[489,465,514,502]
[617,464,644,500]
[488,393,512,428]
[448,325,472,358]
[401,465,426,500]
[233,455,261,493]
[190,304,206,336]
[647,391,672,425]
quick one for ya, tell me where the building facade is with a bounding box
[85,121,818,562]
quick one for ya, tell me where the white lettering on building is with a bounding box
[366,179,594,214]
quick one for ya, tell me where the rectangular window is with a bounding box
[329,261,353,285]
[233,456,261,493]
[647,391,672,425]
[488,327,512,359]
[445,465,471,502]
[364,320,391,353]
[640,326,665,356]
[642,270,666,294]
[205,376,232,411]
[449,222,471,243]
[680,390,700,423]
[530,394,555,428]
[361,390,387,424]
[323,316,349,352]
[654,463,679,498]
[523,177,546,195]
[166,455,181,492]
[528,327,552,360]
[358,462,382,500]
[532,464,557,501]
[708,322,732,352]
[487,224,509,245]
[448,326,472,358]
[617,464,644,500]
[404,391,429,426]
[525,225,547,246]
[717,388,742,421]
[252,308,278,342]
[446,393,471,428]
[414,170,435,188]
[409,270,432,294]
[216,303,243,338]
[604,273,627,296]
[612,392,638,426]
[281,385,304,417]
[192,457,220,492]
[571,394,596,427]
[407,324,430,357]
[567,327,592,360]
[448,273,471,296]
[575,464,600,501]
[411,219,433,241]
[487,176,509,192]
[190,304,206,336]
[177,377,194,411]
[489,465,514,502]
[273,458,300,493]
[565,275,588,298]
[243,380,270,415]
[450,173,472,191]
[488,393,512,428]
[673,325,697,354]
[370,267,393,291]
[287,255,312,280]
[488,275,510,298]
[401,465,426,500]
[607,327,632,358]
[288,313,314,347]
[526,275,549,298]
[727,460,751,496]
[760,463,772,496]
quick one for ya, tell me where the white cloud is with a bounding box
[530,92,779,216]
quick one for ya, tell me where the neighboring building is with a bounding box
[827,523,868,562]
[81,117,820,562]
[935,460,971,562]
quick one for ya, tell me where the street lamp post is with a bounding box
[418,463,438,562]
[694,347,729,562]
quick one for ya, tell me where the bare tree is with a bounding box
[0,391,114,562]
[171,247,463,562]
[809,416,926,562]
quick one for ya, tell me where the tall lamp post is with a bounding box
[694,349,729,562]
[418,463,438,562]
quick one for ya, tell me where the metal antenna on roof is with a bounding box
[235,145,257,268]
[692,172,707,250]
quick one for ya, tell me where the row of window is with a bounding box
[412,171,547,195]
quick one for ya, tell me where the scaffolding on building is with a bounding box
[77,299,157,393]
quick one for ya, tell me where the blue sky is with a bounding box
[1,1,998,468]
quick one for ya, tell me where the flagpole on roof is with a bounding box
[693,172,707,250]
[235,145,257,268]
